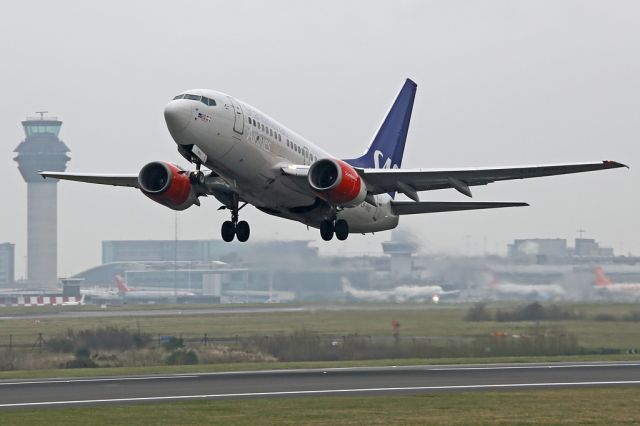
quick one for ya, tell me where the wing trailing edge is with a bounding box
[391,201,529,215]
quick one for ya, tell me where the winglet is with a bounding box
[603,160,629,169]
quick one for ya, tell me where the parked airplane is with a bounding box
[342,278,458,303]
[115,275,196,299]
[483,270,566,300]
[594,266,640,296]
[61,294,86,306]
[80,286,119,300]
[41,79,627,242]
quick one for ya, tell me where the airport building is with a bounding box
[66,233,640,304]
[14,113,70,289]
[0,243,15,287]
[508,238,616,264]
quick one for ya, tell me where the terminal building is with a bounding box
[74,239,368,302]
[508,237,616,264]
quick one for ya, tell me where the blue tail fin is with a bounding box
[345,78,417,170]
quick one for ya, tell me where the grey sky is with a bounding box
[1,0,638,278]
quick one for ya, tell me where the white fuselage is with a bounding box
[164,90,399,233]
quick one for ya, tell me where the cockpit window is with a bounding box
[173,93,216,106]
[202,97,216,106]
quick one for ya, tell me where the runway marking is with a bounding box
[0,375,199,386]
[2,380,640,408]
[429,363,640,371]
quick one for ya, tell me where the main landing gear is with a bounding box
[220,194,250,242]
[320,218,349,241]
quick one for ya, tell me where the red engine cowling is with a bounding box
[308,158,367,207]
[138,161,199,210]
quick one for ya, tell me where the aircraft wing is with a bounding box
[391,201,528,215]
[39,172,140,188]
[359,161,627,198]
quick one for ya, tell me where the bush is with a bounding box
[64,347,97,369]
[166,349,198,365]
[495,302,582,322]
[464,303,492,321]
[45,327,153,353]
[162,337,184,351]
[593,313,617,322]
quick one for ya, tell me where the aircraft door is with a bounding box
[228,97,245,135]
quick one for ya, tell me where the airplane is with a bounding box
[61,294,86,306]
[594,266,640,296]
[40,79,627,242]
[481,270,566,300]
[341,278,458,303]
[115,275,196,299]
[80,286,119,300]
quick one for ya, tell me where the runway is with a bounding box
[0,303,445,321]
[2,361,640,408]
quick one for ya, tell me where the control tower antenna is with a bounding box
[577,228,586,238]
[35,111,48,120]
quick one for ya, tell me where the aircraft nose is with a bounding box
[164,100,192,134]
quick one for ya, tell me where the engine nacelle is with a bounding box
[138,161,199,210]
[308,158,367,207]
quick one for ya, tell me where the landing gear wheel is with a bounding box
[320,220,335,241]
[221,221,235,242]
[189,170,205,185]
[335,219,349,241]
[236,221,250,242]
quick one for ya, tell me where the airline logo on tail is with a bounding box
[594,266,612,287]
[373,150,399,170]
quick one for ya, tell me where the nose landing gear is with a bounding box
[220,193,250,242]
[320,219,349,241]
[188,161,206,186]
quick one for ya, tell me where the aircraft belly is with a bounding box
[338,205,399,233]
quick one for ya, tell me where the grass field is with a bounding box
[2,387,640,425]
[2,303,640,349]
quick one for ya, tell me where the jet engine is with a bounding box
[138,161,199,210]
[308,158,367,207]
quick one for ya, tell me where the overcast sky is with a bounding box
[1,0,638,278]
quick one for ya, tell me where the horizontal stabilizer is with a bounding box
[39,171,139,188]
[391,201,529,215]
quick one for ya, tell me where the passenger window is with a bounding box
[253,119,256,127]
[270,129,273,137]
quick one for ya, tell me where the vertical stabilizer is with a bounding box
[115,275,131,293]
[594,267,612,287]
[345,79,417,171]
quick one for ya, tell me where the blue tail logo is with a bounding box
[345,78,417,171]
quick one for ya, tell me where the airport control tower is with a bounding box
[14,113,70,289]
